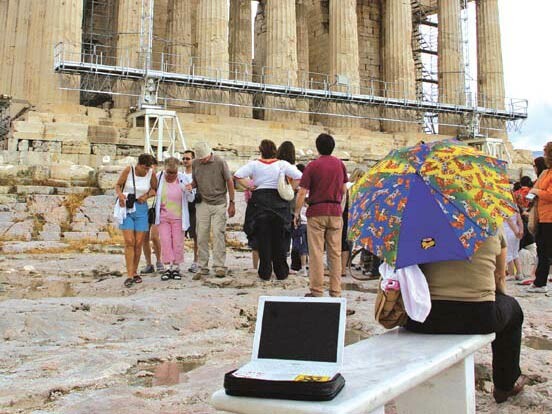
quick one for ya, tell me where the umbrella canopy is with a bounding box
[348,139,517,269]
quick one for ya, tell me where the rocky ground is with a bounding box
[0,245,550,414]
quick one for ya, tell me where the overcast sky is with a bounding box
[500,1,552,151]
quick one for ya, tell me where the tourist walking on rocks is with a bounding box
[188,142,236,279]
[236,139,302,280]
[182,150,199,273]
[155,157,194,281]
[294,133,348,297]
[527,146,552,293]
[141,156,164,274]
[115,154,158,288]
[407,233,527,404]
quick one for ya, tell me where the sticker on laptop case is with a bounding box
[294,375,332,382]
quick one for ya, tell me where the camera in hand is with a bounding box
[126,193,136,209]
[525,193,536,201]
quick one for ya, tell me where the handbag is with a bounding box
[374,278,408,329]
[277,163,294,201]
[148,171,163,225]
[125,167,137,209]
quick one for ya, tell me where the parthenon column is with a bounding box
[229,0,252,118]
[115,0,143,108]
[328,0,361,128]
[382,0,418,133]
[264,0,299,122]
[196,0,230,116]
[438,0,466,136]
[295,0,309,123]
[167,0,192,107]
[476,0,507,139]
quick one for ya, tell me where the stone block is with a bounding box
[18,151,52,166]
[12,121,45,140]
[55,187,99,195]
[71,221,101,233]
[38,232,61,242]
[88,126,119,144]
[2,220,33,241]
[50,164,95,184]
[43,223,61,233]
[92,144,117,155]
[77,154,100,167]
[43,123,89,142]
[18,140,29,151]
[0,241,68,253]
[16,186,55,195]
[97,232,111,241]
[0,186,13,194]
[27,196,69,225]
[86,107,108,119]
[62,141,91,155]
[62,231,97,241]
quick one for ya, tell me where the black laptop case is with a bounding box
[224,369,345,401]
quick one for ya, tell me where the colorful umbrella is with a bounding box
[348,139,517,269]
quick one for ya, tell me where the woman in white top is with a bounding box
[235,139,302,280]
[115,154,158,288]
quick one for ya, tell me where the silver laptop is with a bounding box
[232,296,347,382]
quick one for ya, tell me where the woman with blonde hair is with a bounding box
[154,157,194,281]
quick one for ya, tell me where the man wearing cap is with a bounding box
[189,141,236,278]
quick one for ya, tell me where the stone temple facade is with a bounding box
[0,1,532,172]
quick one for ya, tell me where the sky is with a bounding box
[499,1,552,151]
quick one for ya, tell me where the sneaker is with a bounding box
[514,274,524,281]
[188,262,199,273]
[199,267,210,275]
[161,269,172,281]
[140,264,155,274]
[215,268,226,278]
[156,262,165,272]
[527,285,548,293]
[171,269,182,280]
[299,269,308,277]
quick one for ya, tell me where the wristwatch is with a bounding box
[229,200,235,203]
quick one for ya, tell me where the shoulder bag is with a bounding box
[374,278,408,329]
[277,162,295,201]
[148,171,163,225]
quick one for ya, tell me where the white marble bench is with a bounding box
[211,329,495,414]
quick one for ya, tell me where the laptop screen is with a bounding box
[257,300,341,363]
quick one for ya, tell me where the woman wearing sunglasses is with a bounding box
[154,157,194,280]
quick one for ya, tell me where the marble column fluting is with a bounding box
[382,0,418,132]
[264,0,299,122]
[295,0,309,123]
[229,0,252,118]
[167,0,192,107]
[477,0,507,139]
[438,0,466,136]
[115,0,143,108]
[196,0,230,116]
[328,0,361,128]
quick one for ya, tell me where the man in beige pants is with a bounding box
[295,134,348,297]
[189,142,235,279]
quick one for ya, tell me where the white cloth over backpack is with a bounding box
[379,262,431,323]
[277,163,295,201]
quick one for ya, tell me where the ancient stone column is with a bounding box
[328,0,361,128]
[196,0,230,116]
[115,0,143,108]
[438,0,466,136]
[295,0,309,123]
[167,0,192,107]
[229,0,252,118]
[264,0,299,122]
[382,0,418,132]
[477,0,507,139]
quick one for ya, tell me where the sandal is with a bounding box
[161,270,171,281]
[171,269,182,280]
[123,278,134,288]
[133,275,142,284]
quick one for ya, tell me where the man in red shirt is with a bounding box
[294,134,348,297]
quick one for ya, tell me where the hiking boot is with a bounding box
[140,264,155,274]
[156,262,165,272]
[188,262,199,273]
[215,268,226,278]
[493,375,528,403]
[527,285,547,293]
